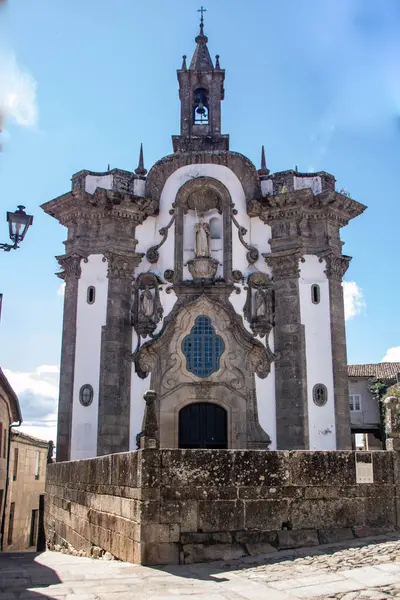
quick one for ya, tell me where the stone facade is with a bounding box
[3,431,49,552]
[41,20,366,460]
[45,449,399,565]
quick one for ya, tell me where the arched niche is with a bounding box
[175,176,232,281]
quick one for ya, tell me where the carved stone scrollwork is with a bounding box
[263,250,302,280]
[231,207,259,264]
[243,273,274,338]
[105,252,143,279]
[186,188,222,214]
[56,253,84,280]
[249,345,272,379]
[321,252,352,281]
[164,269,175,283]
[131,272,163,338]
[146,209,175,264]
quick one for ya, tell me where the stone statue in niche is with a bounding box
[132,273,163,338]
[195,215,211,258]
[243,273,274,338]
[139,286,154,318]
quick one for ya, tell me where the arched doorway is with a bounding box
[179,402,228,449]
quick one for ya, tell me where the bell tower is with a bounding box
[172,12,229,152]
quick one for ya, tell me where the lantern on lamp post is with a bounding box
[0,206,33,251]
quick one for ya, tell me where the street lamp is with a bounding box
[0,206,33,252]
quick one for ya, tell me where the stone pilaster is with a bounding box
[97,253,141,456]
[265,250,309,450]
[324,253,352,450]
[55,253,83,462]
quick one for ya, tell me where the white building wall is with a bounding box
[255,330,277,449]
[70,255,108,460]
[299,255,336,450]
[85,174,113,194]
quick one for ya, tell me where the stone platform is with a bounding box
[45,449,400,565]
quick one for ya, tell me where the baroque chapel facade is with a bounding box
[42,22,366,462]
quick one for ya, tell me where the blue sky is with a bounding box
[0,0,399,440]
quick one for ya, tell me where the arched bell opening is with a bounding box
[193,88,209,125]
[178,402,228,449]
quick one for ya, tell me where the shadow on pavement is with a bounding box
[0,551,61,599]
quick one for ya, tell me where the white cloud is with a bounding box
[343,281,365,321]
[0,51,38,127]
[3,365,58,443]
[381,347,400,362]
[57,282,65,297]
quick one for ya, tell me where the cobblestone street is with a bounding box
[1,534,400,599]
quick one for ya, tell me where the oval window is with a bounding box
[87,286,96,304]
[311,284,320,304]
[313,384,327,407]
[79,384,94,407]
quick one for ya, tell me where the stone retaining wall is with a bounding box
[45,450,400,565]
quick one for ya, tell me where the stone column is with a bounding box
[325,254,352,450]
[97,253,140,456]
[55,253,82,462]
[265,250,309,450]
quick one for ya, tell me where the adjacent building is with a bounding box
[42,20,366,461]
[348,362,400,449]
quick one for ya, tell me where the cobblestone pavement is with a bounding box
[1,534,400,599]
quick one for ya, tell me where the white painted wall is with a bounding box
[294,176,322,194]
[133,178,146,197]
[85,174,113,194]
[299,255,336,450]
[255,330,277,449]
[70,255,108,460]
[261,179,273,196]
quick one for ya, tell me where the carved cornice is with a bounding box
[248,189,366,227]
[319,251,352,281]
[41,188,158,227]
[56,253,85,280]
[105,252,143,280]
[263,250,302,280]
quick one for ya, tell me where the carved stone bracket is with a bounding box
[263,250,302,280]
[105,252,143,279]
[243,273,274,338]
[319,251,352,281]
[56,253,85,280]
[231,207,259,263]
[131,272,164,338]
[146,209,175,263]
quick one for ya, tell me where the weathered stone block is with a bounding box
[277,529,319,549]
[198,500,244,532]
[183,543,246,564]
[353,525,396,538]
[141,523,180,543]
[142,542,180,565]
[245,542,278,556]
[180,531,233,544]
[239,486,303,500]
[160,500,198,532]
[245,500,289,531]
[235,530,278,545]
[161,449,234,487]
[318,528,354,544]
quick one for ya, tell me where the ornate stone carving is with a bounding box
[164,269,175,283]
[138,390,159,449]
[105,252,143,279]
[195,216,211,257]
[56,253,84,280]
[264,250,301,279]
[146,210,175,264]
[231,207,259,263]
[243,273,274,338]
[131,272,163,338]
[187,188,221,214]
[322,252,352,280]
[187,257,219,283]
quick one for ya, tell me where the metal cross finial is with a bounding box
[198,5,207,27]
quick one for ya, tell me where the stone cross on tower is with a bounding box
[198,5,207,28]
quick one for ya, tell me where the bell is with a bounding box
[196,103,206,115]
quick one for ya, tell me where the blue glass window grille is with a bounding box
[182,316,224,377]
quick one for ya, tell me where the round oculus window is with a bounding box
[79,384,94,407]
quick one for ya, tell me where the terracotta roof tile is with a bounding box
[348,363,400,381]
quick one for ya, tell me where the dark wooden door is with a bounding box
[37,494,46,551]
[179,402,228,449]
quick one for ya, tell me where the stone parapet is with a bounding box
[45,449,400,566]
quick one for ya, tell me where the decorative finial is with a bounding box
[135,143,147,177]
[107,164,110,171]
[258,145,270,177]
[215,54,220,69]
[197,5,207,34]
[181,55,187,70]
[295,165,298,173]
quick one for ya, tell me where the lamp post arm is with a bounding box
[0,242,18,252]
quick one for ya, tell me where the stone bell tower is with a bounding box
[173,15,228,152]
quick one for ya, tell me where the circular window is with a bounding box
[79,384,94,407]
[313,384,328,407]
